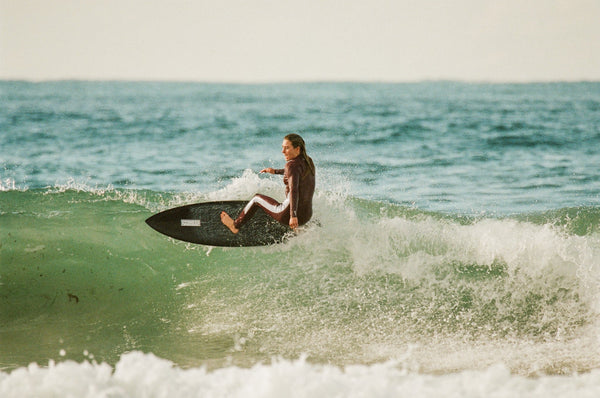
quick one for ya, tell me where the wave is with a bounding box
[2,351,600,398]
[1,174,599,374]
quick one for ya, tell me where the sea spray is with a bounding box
[2,352,600,398]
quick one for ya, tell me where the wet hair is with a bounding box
[284,133,315,176]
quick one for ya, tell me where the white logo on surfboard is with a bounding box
[181,219,201,227]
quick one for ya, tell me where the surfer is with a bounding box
[221,134,316,233]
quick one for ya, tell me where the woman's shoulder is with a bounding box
[285,157,306,171]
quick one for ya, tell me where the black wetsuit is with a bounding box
[234,157,315,229]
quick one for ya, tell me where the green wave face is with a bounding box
[1,188,599,373]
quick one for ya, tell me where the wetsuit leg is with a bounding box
[234,194,290,229]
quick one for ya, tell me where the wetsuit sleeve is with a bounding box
[273,169,284,175]
[287,164,300,218]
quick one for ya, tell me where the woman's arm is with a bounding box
[260,168,284,175]
[286,165,301,229]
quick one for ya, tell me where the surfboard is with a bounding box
[145,201,291,247]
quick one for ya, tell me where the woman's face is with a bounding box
[282,139,301,161]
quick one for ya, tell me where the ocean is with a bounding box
[1,81,600,396]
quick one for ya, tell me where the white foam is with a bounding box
[206,169,286,202]
[1,352,599,398]
[334,212,600,290]
[0,177,24,192]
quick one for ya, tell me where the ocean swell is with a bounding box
[1,180,599,374]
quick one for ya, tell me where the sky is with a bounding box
[1,0,599,82]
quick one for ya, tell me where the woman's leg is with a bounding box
[221,194,290,234]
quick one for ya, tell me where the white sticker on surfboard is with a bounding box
[181,219,201,227]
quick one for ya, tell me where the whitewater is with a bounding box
[1,81,600,396]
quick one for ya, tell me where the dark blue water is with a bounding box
[2,81,599,213]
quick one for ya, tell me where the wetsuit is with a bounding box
[234,157,315,229]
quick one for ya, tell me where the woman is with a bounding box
[221,134,316,233]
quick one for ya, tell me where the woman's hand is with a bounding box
[289,217,298,229]
[260,168,275,174]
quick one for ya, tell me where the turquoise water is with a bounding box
[1,81,600,396]
[3,81,600,213]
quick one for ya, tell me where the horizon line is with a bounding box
[2,77,600,85]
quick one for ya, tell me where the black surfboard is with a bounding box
[145,201,291,247]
